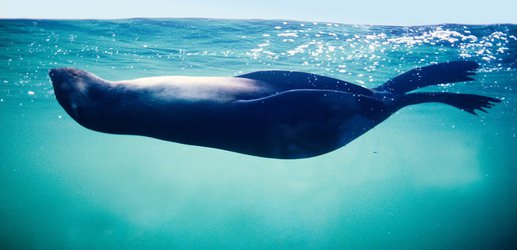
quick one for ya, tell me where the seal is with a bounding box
[49,61,501,159]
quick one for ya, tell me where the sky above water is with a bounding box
[1,0,516,25]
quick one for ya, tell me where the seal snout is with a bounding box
[49,68,72,89]
[49,67,92,94]
[48,68,60,84]
[49,67,90,116]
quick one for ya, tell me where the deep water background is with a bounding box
[0,19,516,249]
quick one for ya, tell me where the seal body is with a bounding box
[49,61,500,159]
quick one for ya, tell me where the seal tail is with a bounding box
[374,61,479,94]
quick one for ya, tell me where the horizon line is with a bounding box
[0,16,515,27]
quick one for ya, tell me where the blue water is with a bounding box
[1,19,516,249]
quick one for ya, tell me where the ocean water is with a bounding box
[0,19,516,249]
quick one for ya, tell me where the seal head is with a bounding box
[50,68,118,130]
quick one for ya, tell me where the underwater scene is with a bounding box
[0,19,516,248]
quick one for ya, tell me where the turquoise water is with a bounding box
[1,19,516,248]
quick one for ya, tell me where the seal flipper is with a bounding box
[397,92,501,115]
[232,90,385,159]
[375,61,479,94]
[237,70,373,96]
[234,89,383,115]
[378,61,502,115]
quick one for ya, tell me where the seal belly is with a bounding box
[116,76,272,102]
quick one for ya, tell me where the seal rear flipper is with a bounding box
[397,92,501,115]
[237,70,373,96]
[375,61,479,94]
